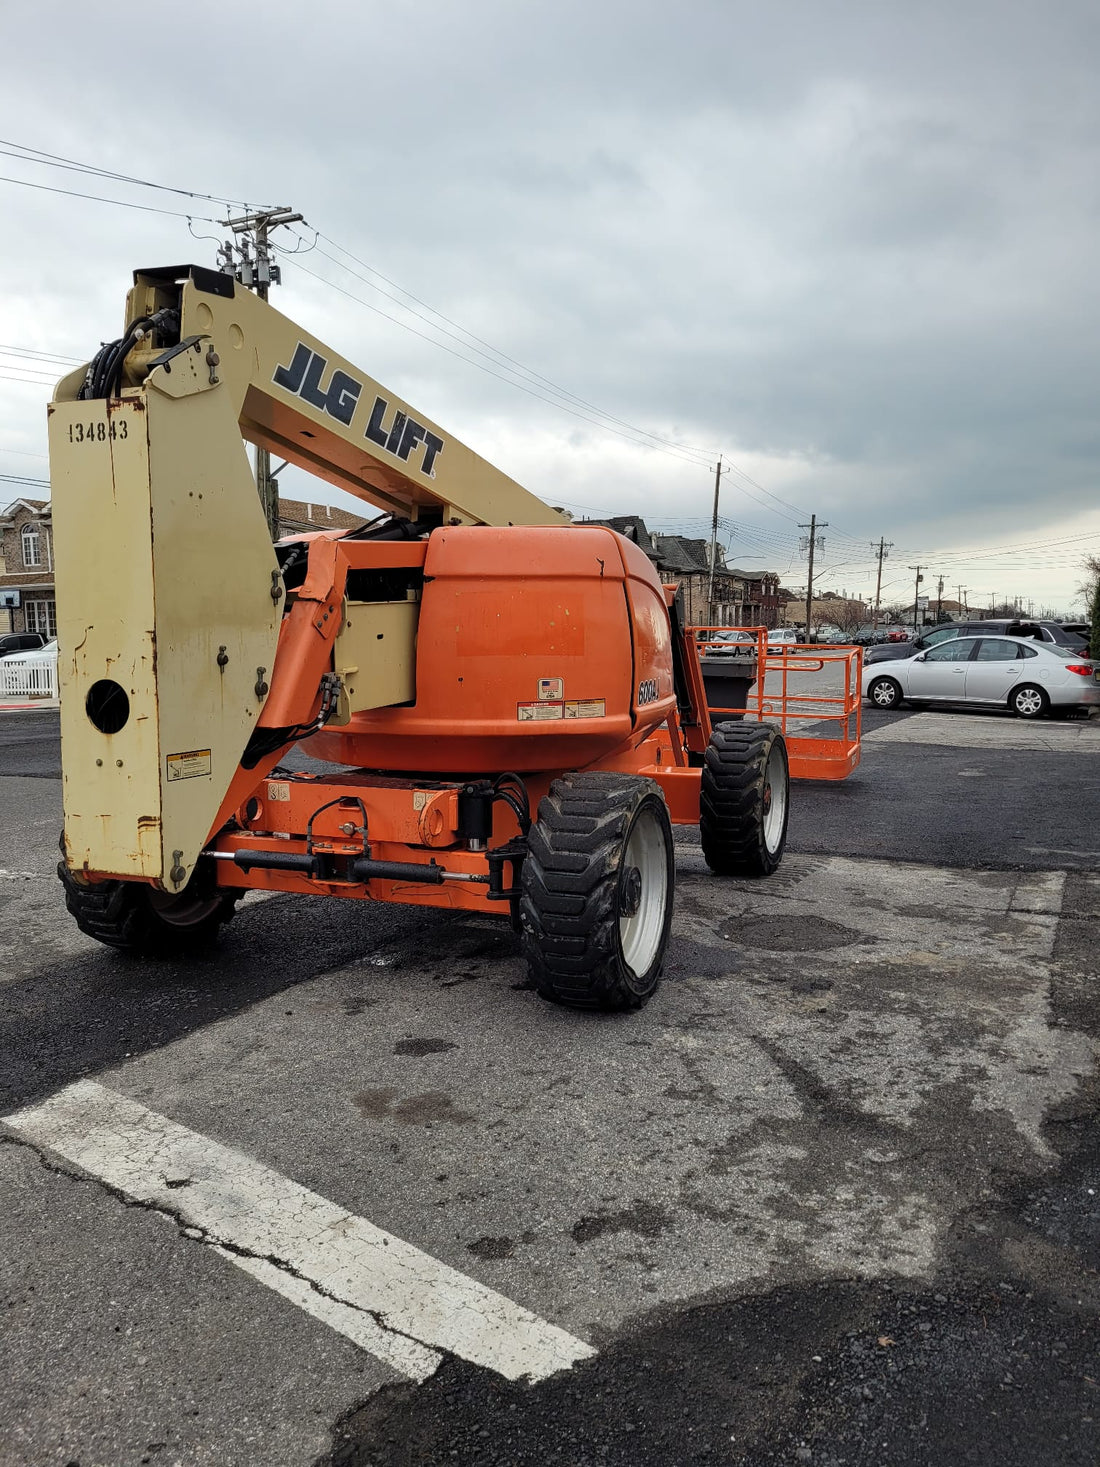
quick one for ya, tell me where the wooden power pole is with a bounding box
[871,537,893,629]
[706,456,727,625]
[800,516,828,635]
[220,206,304,540]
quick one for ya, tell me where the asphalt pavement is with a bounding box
[1,706,1098,1467]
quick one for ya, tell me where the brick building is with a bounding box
[577,517,780,629]
[0,494,364,641]
[0,498,55,638]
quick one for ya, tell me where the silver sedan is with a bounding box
[862,635,1100,719]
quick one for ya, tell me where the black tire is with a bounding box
[1010,684,1049,720]
[57,853,237,955]
[699,722,789,878]
[520,772,674,1011]
[867,676,902,710]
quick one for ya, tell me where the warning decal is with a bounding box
[518,702,564,721]
[166,749,211,782]
[564,700,606,718]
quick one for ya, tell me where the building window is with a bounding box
[21,524,41,568]
[25,598,56,639]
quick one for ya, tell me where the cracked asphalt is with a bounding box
[1,706,1098,1466]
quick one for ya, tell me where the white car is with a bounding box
[862,635,1100,719]
[4,638,57,661]
[767,628,801,654]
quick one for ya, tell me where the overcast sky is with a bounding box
[2,0,1097,613]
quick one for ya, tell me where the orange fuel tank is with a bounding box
[307,525,677,773]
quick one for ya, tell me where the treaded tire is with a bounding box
[700,722,789,878]
[1010,683,1049,720]
[520,772,674,1011]
[57,852,238,956]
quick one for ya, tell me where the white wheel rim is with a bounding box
[762,741,788,853]
[872,681,896,707]
[618,805,669,980]
[1016,689,1042,715]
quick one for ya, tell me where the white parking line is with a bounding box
[4,1080,595,1383]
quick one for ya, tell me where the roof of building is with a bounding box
[576,515,656,549]
[278,497,363,533]
[724,567,779,583]
[0,498,50,523]
[652,535,712,574]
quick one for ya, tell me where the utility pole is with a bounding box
[800,516,828,636]
[957,584,967,619]
[706,456,728,626]
[220,206,305,540]
[870,537,893,630]
[908,565,925,631]
[936,573,944,624]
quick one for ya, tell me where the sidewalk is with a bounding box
[0,699,59,712]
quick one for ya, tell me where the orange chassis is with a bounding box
[206,722,702,917]
[191,523,720,921]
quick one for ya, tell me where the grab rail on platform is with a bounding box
[691,627,863,781]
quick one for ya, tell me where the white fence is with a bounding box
[0,655,59,699]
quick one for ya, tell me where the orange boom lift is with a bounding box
[49,265,790,1010]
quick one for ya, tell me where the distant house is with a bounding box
[577,517,780,628]
[0,495,364,640]
[0,498,55,638]
[277,497,363,537]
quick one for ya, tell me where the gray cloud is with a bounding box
[1,0,1097,608]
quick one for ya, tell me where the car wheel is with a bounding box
[867,676,902,710]
[1010,684,1049,720]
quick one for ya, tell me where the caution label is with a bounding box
[166,749,211,782]
[564,699,606,718]
[518,702,564,721]
[267,781,291,802]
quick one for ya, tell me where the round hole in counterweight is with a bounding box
[86,679,130,734]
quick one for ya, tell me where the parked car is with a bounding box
[767,628,801,654]
[697,629,757,659]
[1061,622,1091,646]
[864,619,1086,666]
[862,635,1100,719]
[4,638,57,661]
[0,632,46,658]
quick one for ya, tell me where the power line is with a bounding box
[0,138,270,210]
[0,173,221,221]
[0,344,83,365]
[279,254,715,469]
[0,472,50,488]
[313,233,718,465]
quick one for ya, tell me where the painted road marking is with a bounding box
[863,712,1100,751]
[4,1080,595,1383]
